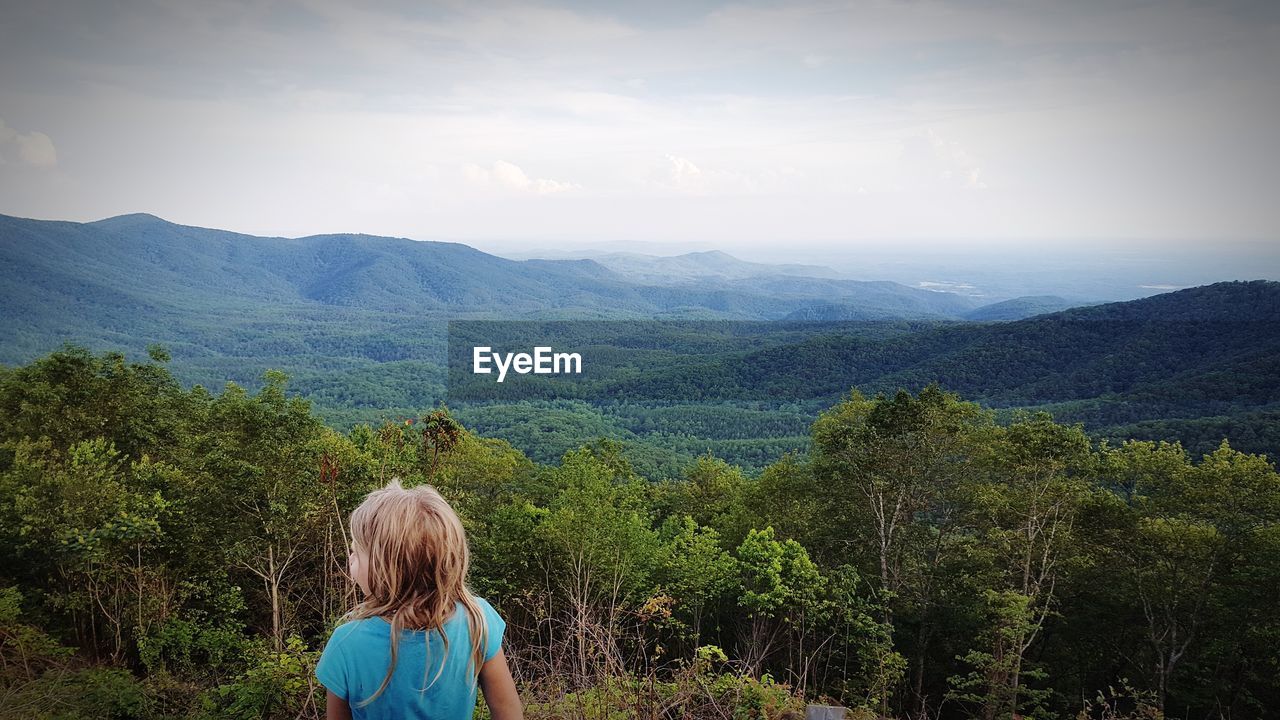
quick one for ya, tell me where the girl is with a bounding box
[316,480,523,720]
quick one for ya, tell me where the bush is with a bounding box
[198,636,323,720]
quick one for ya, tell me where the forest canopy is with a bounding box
[1,345,1277,719]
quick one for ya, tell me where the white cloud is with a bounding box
[0,119,57,167]
[665,154,702,187]
[462,160,579,195]
[653,153,805,196]
[801,53,825,68]
[898,130,987,190]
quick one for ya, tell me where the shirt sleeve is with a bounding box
[315,622,354,699]
[478,597,506,662]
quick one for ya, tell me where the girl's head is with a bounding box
[345,479,487,704]
[348,479,470,605]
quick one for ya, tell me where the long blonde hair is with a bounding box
[346,479,488,706]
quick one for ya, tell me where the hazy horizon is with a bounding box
[5,207,1276,302]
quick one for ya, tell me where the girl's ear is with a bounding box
[348,548,371,595]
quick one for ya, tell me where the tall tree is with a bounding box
[1099,439,1280,713]
[811,383,994,716]
[951,413,1092,720]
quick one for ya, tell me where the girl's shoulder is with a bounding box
[327,599,502,641]
[472,595,505,624]
[329,615,390,642]
[469,595,506,660]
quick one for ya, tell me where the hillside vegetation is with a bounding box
[1,346,1277,719]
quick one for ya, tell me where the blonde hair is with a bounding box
[345,479,488,707]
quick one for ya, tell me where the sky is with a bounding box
[1,0,1278,271]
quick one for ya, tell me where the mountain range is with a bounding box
[0,212,1097,366]
[2,212,1276,470]
[0,213,1074,323]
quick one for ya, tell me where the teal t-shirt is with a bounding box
[315,596,505,719]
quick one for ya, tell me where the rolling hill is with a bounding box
[0,212,1083,368]
[443,282,1280,471]
[8,212,1271,472]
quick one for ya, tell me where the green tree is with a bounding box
[1098,439,1280,713]
[735,527,822,676]
[657,516,736,644]
[811,383,995,716]
[953,413,1093,720]
[187,373,325,651]
[539,448,663,683]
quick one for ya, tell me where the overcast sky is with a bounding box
[1,0,1278,261]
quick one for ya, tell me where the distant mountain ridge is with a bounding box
[0,213,1072,330]
[961,295,1094,321]
[602,279,1280,412]
[1,212,1275,467]
[574,249,845,283]
[439,280,1280,471]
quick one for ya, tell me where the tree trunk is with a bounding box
[268,545,282,651]
[912,625,930,719]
